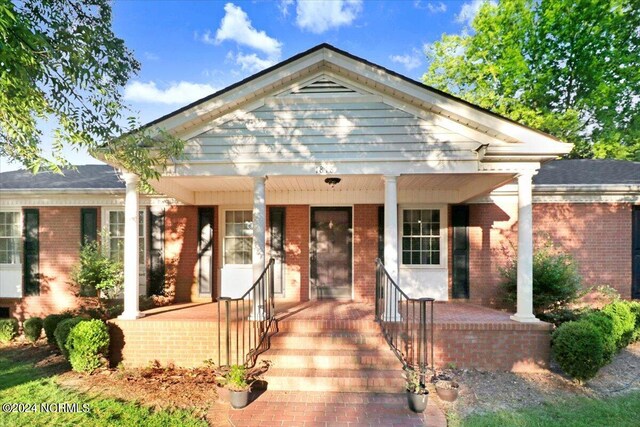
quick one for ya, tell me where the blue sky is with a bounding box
[2,0,489,171]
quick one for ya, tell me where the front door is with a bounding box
[310,207,352,299]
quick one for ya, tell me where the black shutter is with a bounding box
[23,209,39,296]
[633,206,640,299]
[378,206,385,261]
[451,205,469,299]
[198,207,214,296]
[80,208,98,246]
[148,207,165,296]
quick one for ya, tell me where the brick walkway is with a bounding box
[223,390,447,427]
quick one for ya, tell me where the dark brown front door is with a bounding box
[310,207,352,299]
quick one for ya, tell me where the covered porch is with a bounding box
[110,300,551,372]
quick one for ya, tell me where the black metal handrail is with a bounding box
[375,258,435,381]
[217,258,276,368]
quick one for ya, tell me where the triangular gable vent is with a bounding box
[289,78,357,95]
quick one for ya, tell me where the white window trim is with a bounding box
[0,208,23,267]
[101,207,147,270]
[222,208,254,267]
[399,204,447,269]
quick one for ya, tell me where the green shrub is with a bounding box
[539,307,592,328]
[23,317,43,342]
[552,320,605,382]
[43,313,74,345]
[0,318,19,343]
[66,319,110,373]
[628,301,640,342]
[582,312,617,363]
[71,240,123,298]
[54,317,85,359]
[501,241,582,314]
[602,301,636,349]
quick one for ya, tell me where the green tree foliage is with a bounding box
[0,0,183,183]
[423,0,640,160]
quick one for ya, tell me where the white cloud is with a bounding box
[278,0,294,17]
[294,0,363,34]
[143,51,159,61]
[124,81,217,105]
[233,52,278,73]
[390,49,422,71]
[414,1,447,13]
[455,0,496,26]
[214,3,282,58]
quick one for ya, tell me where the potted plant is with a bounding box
[222,360,272,409]
[435,379,459,402]
[225,364,252,409]
[404,367,429,413]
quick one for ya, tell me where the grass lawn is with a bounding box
[0,347,207,427]
[457,392,640,427]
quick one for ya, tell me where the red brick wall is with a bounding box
[353,205,380,302]
[467,202,634,307]
[434,322,551,372]
[284,205,309,302]
[1,207,100,320]
[164,205,199,302]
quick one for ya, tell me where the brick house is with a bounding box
[1,45,638,375]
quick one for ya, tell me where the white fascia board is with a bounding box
[323,50,571,150]
[149,52,326,135]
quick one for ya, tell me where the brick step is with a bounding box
[264,348,401,370]
[275,319,382,333]
[263,367,406,393]
[268,332,389,350]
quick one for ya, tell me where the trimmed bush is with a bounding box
[539,307,592,328]
[552,320,605,382]
[44,313,74,345]
[66,319,110,373]
[602,301,636,349]
[0,318,19,343]
[501,242,581,314]
[628,301,640,342]
[23,317,43,342]
[582,312,617,363]
[54,317,85,359]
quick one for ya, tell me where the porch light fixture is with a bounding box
[324,177,341,188]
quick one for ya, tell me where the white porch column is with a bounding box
[510,172,539,323]
[383,175,400,320]
[118,172,143,320]
[251,176,267,320]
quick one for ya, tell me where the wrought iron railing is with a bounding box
[217,258,276,368]
[375,258,435,379]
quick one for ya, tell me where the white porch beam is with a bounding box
[383,175,401,320]
[118,172,143,320]
[510,172,539,323]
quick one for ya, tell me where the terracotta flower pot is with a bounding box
[407,390,429,413]
[435,380,459,402]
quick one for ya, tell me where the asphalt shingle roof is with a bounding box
[0,165,124,190]
[534,159,640,186]
[0,160,638,190]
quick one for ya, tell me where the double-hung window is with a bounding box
[224,210,253,265]
[401,209,441,265]
[0,212,21,265]
[107,211,145,264]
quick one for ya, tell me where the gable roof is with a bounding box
[534,159,640,186]
[0,165,124,190]
[144,44,561,144]
[136,43,572,165]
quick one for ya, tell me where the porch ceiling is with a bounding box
[152,174,512,192]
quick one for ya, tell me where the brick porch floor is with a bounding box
[223,390,446,427]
